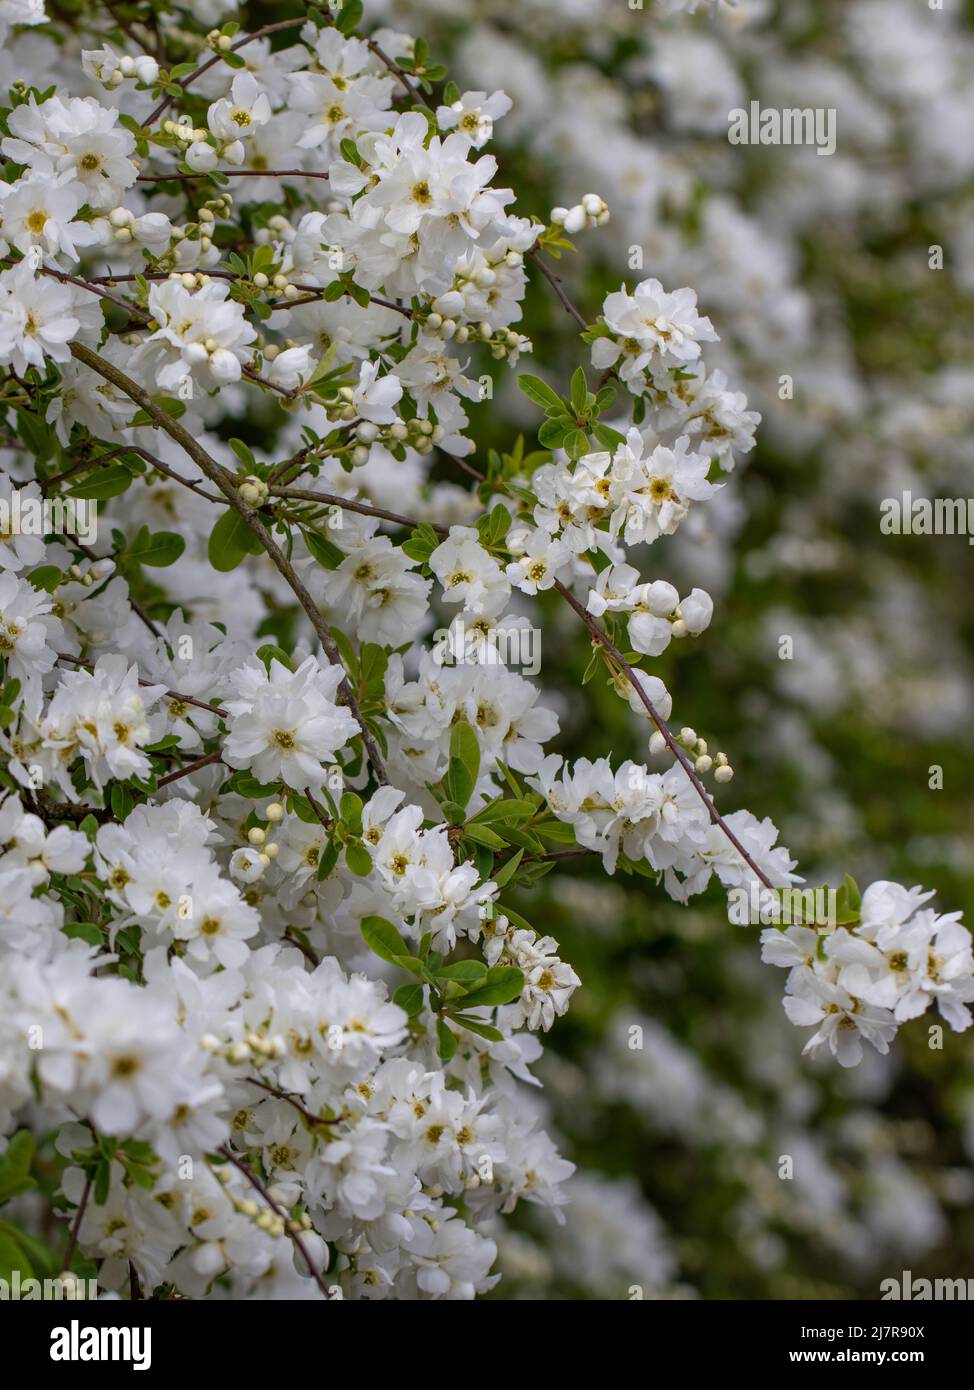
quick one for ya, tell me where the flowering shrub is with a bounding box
[0,0,971,1301]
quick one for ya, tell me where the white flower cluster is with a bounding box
[763,881,974,1067]
[0,0,968,1304]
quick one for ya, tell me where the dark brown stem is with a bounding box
[142,19,311,128]
[56,651,226,716]
[553,579,774,889]
[216,1145,332,1298]
[527,248,589,330]
[137,169,329,183]
[157,749,224,786]
[246,1078,338,1128]
[367,40,435,110]
[272,486,446,534]
[63,1175,92,1269]
[69,342,388,786]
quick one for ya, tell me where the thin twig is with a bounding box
[527,249,589,330]
[367,39,434,110]
[142,19,311,128]
[157,749,224,786]
[554,579,774,889]
[63,1175,92,1270]
[56,651,226,716]
[246,1077,338,1129]
[272,485,444,534]
[69,342,389,786]
[137,168,329,183]
[215,1145,332,1298]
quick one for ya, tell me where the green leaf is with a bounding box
[842,873,861,912]
[316,837,340,881]
[538,417,571,449]
[564,429,590,461]
[446,1015,503,1043]
[93,1158,110,1206]
[228,438,257,471]
[463,822,508,850]
[591,422,626,449]
[436,960,488,984]
[471,798,537,825]
[0,1131,35,1205]
[62,922,103,946]
[67,465,134,500]
[570,367,588,414]
[458,965,524,1008]
[335,0,363,35]
[436,1018,458,1061]
[518,374,563,412]
[208,508,261,572]
[345,841,372,876]
[339,792,363,836]
[393,982,425,1017]
[360,914,412,967]
[127,528,185,567]
[492,848,524,888]
[302,528,346,570]
[256,643,292,672]
[0,1232,31,1280]
[444,720,480,809]
[28,565,62,592]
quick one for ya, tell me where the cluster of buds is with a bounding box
[422,313,530,362]
[166,271,214,292]
[58,558,114,594]
[315,387,437,460]
[238,475,270,508]
[206,29,238,54]
[254,214,295,247]
[174,198,227,253]
[82,46,160,88]
[200,1030,287,1064]
[162,115,208,148]
[651,726,734,782]
[252,271,301,302]
[550,193,610,234]
[229,803,282,884]
[212,1164,317,1242]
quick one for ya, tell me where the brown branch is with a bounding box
[246,1077,338,1129]
[142,18,311,128]
[367,40,435,111]
[68,342,389,786]
[56,652,226,717]
[137,168,330,183]
[553,579,774,889]
[215,1145,333,1298]
[157,749,224,786]
[63,1174,92,1270]
[527,249,589,330]
[272,485,445,534]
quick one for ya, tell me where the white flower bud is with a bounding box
[562,205,587,234]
